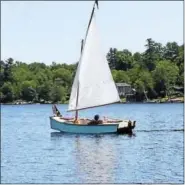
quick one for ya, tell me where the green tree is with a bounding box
[138,70,154,100]
[112,70,130,83]
[128,68,154,100]
[0,60,5,87]
[53,68,73,88]
[12,67,31,83]
[127,65,141,85]
[153,60,179,98]
[1,82,14,102]
[21,81,37,101]
[143,38,157,71]
[132,52,144,68]
[50,85,67,103]
[22,87,36,102]
[1,38,183,103]
[114,50,133,70]
[107,48,117,69]
[3,58,14,82]
[164,42,179,62]
[37,81,52,102]
[12,83,22,100]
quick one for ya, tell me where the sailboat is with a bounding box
[50,1,136,134]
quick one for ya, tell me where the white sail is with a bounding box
[68,10,120,111]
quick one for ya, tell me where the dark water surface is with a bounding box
[1,103,184,183]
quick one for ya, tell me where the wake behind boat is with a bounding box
[50,0,136,134]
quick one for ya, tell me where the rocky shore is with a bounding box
[1,97,184,105]
[121,97,184,104]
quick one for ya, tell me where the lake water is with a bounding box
[1,103,184,183]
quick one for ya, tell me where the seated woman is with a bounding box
[73,119,80,124]
[88,115,103,125]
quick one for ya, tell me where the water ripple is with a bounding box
[1,104,184,183]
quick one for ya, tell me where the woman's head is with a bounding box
[94,114,100,121]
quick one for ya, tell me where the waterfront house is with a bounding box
[115,83,134,97]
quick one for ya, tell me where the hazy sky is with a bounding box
[1,1,183,65]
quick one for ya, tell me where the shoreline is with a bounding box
[1,97,184,105]
[1,101,184,105]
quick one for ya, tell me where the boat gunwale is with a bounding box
[50,116,120,127]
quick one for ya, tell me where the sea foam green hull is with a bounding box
[50,117,119,134]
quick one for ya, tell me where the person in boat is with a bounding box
[74,119,80,124]
[52,105,74,121]
[88,114,103,125]
[52,105,62,117]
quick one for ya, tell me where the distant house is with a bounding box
[173,86,184,93]
[115,83,134,97]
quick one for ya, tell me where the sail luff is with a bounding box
[75,39,84,118]
[68,2,97,112]
[73,4,96,111]
[85,5,95,43]
[75,81,79,119]
[81,39,84,54]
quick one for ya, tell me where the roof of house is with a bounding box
[116,83,130,87]
[173,86,184,90]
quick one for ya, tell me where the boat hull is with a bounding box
[50,117,119,134]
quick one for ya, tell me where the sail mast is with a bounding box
[84,2,96,42]
[75,83,79,120]
[75,39,84,121]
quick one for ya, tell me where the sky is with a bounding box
[1,1,183,65]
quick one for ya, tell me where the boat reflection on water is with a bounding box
[50,132,135,183]
[50,132,135,138]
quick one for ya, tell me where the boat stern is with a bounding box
[117,120,136,134]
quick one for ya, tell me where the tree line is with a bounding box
[0,38,184,103]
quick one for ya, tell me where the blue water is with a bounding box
[1,103,184,183]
